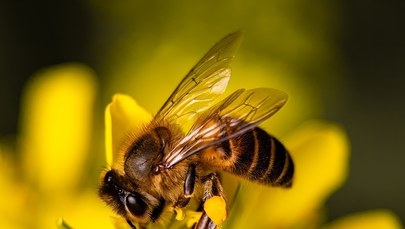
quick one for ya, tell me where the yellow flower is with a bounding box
[0,64,115,229]
[104,94,402,229]
[0,65,401,229]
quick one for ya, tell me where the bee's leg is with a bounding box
[194,211,216,229]
[202,173,223,201]
[194,173,224,229]
[174,164,196,208]
[126,220,137,229]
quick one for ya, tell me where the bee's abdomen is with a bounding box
[219,128,294,187]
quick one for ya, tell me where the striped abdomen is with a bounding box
[204,127,294,187]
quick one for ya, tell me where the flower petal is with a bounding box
[109,216,133,229]
[185,211,203,228]
[56,218,73,229]
[0,151,27,229]
[20,64,97,193]
[41,190,116,229]
[225,121,350,228]
[105,94,152,166]
[174,207,186,221]
[324,210,402,229]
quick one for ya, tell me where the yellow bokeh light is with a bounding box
[325,210,403,229]
[19,64,97,194]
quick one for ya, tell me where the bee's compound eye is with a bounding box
[126,193,147,216]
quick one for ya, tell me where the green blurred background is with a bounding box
[0,0,404,225]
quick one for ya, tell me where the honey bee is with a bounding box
[99,31,294,229]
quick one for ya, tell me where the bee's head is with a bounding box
[99,169,166,226]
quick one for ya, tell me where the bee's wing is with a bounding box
[163,88,288,168]
[155,31,244,124]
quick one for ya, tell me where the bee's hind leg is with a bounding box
[201,173,224,201]
[194,211,216,229]
[194,173,225,229]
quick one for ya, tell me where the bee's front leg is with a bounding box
[194,173,225,229]
[174,164,196,208]
[126,220,137,229]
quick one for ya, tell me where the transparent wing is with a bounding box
[163,88,288,168]
[155,31,244,124]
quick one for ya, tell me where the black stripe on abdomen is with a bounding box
[275,153,294,187]
[247,128,272,179]
[260,136,292,186]
[266,137,286,183]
